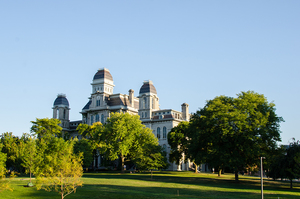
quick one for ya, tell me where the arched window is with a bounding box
[101,114,104,124]
[157,127,161,139]
[163,127,167,139]
[96,114,99,122]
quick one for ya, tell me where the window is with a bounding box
[56,109,59,119]
[91,115,94,124]
[163,127,167,139]
[143,97,147,109]
[142,112,144,118]
[96,114,99,122]
[145,112,147,118]
[157,127,161,139]
[63,109,66,119]
[96,100,100,106]
[101,114,104,123]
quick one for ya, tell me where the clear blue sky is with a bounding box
[0,1,299,145]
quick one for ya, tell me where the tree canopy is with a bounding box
[189,91,283,181]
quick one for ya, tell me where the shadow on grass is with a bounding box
[18,183,300,199]
[82,172,300,193]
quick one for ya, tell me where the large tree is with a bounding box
[103,112,154,173]
[189,91,283,181]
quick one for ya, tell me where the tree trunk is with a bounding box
[151,170,153,180]
[290,179,293,189]
[121,155,125,173]
[194,163,198,173]
[218,169,222,177]
[30,171,32,183]
[235,170,239,182]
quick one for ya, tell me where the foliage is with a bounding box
[35,137,83,199]
[189,91,283,181]
[30,118,62,138]
[168,121,190,165]
[0,132,25,173]
[73,138,94,168]
[268,140,300,188]
[133,128,169,179]
[0,144,10,192]
[21,136,37,183]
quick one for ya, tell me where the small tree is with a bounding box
[21,136,37,185]
[35,137,83,199]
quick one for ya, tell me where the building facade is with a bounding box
[52,68,192,171]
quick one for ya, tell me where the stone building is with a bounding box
[52,68,192,171]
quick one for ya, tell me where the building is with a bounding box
[52,68,192,171]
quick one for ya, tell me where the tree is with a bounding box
[0,132,25,172]
[35,137,83,199]
[21,136,37,185]
[31,118,83,198]
[268,140,300,188]
[30,118,62,138]
[0,144,10,192]
[73,138,94,168]
[189,91,283,181]
[168,121,199,173]
[133,128,169,179]
[102,112,150,173]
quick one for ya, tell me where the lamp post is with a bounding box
[261,157,265,199]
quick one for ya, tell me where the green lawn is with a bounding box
[2,171,300,199]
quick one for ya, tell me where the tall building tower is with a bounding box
[52,94,70,129]
[138,80,159,120]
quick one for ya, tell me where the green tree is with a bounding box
[189,91,283,181]
[0,132,24,172]
[133,128,169,179]
[102,112,150,173]
[35,137,83,199]
[0,144,10,192]
[30,118,62,138]
[73,138,94,168]
[21,136,37,184]
[168,121,199,173]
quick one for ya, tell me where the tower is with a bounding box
[52,94,70,129]
[138,80,159,120]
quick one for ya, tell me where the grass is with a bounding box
[2,171,300,199]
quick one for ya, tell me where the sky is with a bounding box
[0,1,299,145]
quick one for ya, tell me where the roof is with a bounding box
[82,100,92,110]
[53,94,69,107]
[139,80,157,95]
[93,68,113,81]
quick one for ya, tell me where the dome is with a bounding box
[139,80,157,95]
[93,68,113,81]
[53,94,69,107]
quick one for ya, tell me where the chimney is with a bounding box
[181,103,189,121]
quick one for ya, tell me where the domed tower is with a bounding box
[91,68,114,95]
[138,80,159,120]
[53,94,70,129]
